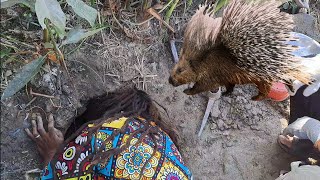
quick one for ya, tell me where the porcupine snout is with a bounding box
[168,76,179,87]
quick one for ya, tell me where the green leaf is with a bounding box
[1,56,46,100]
[214,0,229,12]
[165,0,179,23]
[282,2,289,10]
[0,47,12,59]
[1,0,35,11]
[66,0,98,27]
[291,3,299,14]
[90,0,95,6]
[35,0,66,38]
[187,0,192,8]
[61,27,105,45]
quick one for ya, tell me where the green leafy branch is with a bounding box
[1,0,107,100]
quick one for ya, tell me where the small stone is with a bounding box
[232,124,238,129]
[62,85,71,94]
[235,96,242,102]
[226,135,231,140]
[128,43,136,48]
[245,104,252,109]
[51,67,58,76]
[225,118,233,125]
[250,125,260,131]
[210,123,217,130]
[226,141,233,147]
[217,119,226,131]
[5,70,12,77]
[252,107,258,115]
[184,99,191,106]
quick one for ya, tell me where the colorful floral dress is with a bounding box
[42,117,192,180]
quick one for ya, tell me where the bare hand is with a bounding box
[25,114,64,166]
[315,140,320,152]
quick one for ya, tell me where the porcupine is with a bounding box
[168,0,314,100]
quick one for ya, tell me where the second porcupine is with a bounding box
[168,0,313,100]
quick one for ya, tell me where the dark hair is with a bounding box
[52,86,179,179]
[292,139,320,166]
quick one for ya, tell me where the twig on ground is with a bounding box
[25,97,37,109]
[30,89,55,99]
[4,36,34,49]
[9,51,34,55]
[105,73,120,78]
[1,41,20,51]
[128,0,174,26]
[146,8,175,32]
[50,98,62,109]
[97,0,106,44]
[0,16,18,24]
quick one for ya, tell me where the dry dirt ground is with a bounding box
[1,2,320,180]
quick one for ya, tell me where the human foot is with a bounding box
[25,114,64,166]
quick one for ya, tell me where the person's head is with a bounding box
[292,139,320,166]
[65,85,178,142]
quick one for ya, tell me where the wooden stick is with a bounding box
[25,97,37,109]
[30,89,55,99]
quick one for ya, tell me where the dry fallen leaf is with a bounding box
[146,8,175,32]
[47,50,59,64]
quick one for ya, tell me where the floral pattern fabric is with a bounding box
[41,117,192,180]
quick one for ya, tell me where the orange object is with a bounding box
[268,82,289,101]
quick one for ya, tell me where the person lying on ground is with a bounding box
[278,63,320,165]
[275,160,320,180]
[278,116,320,161]
[25,87,192,180]
[276,40,320,179]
